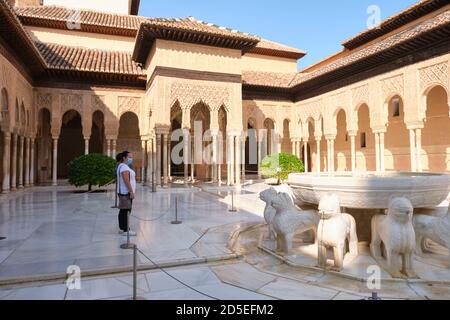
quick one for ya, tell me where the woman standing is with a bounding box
[116,151,137,236]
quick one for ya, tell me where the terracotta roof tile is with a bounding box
[15,6,304,58]
[342,0,449,50]
[34,41,145,75]
[15,5,146,31]
[250,38,306,59]
[290,10,450,87]
[242,71,296,88]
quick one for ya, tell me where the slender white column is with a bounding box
[235,135,241,185]
[184,132,190,184]
[350,134,356,173]
[106,139,111,157]
[190,142,195,182]
[292,141,296,156]
[167,137,171,182]
[112,140,117,158]
[409,129,417,172]
[330,139,335,173]
[2,132,11,193]
[141,140,147,184]
[316,139,321,174]
[416,129,423,173]
[18,136,24,189]
[84,137,89,155]
[24,138,30,187]
[227,135,233,185]
[211,134,217,182]
[241,136,246,182]
[156,134,162,185]
[379,132,385,173]
[163,133,168,185]
[52,137,58,186]
[257,138,262,179]
[30,138,35,186]
[326,139,331,174]
[375,133,380,172]
[147,139,154,186]
[303,140,309,173]
[11,134,18,191]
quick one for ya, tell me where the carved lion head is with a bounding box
[259,187,278,204]
[318,194,341,218]
[388,197,414,222]
[270,192,293,211]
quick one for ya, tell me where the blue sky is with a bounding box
[140,0,418,69]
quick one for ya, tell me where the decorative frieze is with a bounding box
[118,96,140,116]
[170,82,230,111]
[352,84,369,107]
[37,93,52,111]
[61,94,82,114]
[381,74,404,100]
[91,95,106,112]
[419,62,448,92]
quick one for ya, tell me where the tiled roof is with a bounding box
[15,6,146,36]
[0,0,46,77]
[35,41,145,75]
[15,6,305,59]
[342,0,449,49]
[290,9,450,87]
[242,71,296,88]
[250,38,306,59]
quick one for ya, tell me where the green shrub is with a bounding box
[68,154,116,191]
[260,153,304,184]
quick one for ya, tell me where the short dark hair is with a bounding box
[116,151,130,163]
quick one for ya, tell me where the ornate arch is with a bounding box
[118,96,140,118]
[170,82,230,111]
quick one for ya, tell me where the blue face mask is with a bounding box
[127,158,133,166]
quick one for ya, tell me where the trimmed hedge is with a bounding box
[68,154,116,191]
[260,153,304,183]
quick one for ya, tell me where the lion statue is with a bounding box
[414,206,450,269]
[317,194,358,271]
[271,192,319,254]
[370,197,417,278]
[259,187,279,240]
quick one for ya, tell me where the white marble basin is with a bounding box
[288,172,450,209]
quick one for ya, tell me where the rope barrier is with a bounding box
[136,247,219,300]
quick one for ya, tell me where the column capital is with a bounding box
[52,135,59,140]
[406,123,424,130]
[347,130,358,137]
[324,134,336,141]
[314,136,322,142]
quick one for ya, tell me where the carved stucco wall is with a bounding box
[295,54,450,140]
[0,53,34,136]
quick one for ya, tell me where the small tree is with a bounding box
[260,153,304,184]
[68,154,116,192]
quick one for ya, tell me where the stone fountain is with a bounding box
[254,171,450,281]
[288,172,450,242]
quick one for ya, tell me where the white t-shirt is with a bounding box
[117,163,136,195]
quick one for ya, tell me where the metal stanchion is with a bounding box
[133,244,137,300]
[111,180,118,209]
[120,210,136,249]
[126,244,146,300]
[171,195,182,225]
[229,191,237,212]
[368,292,382,300]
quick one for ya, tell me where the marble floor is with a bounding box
[0,184,261,283]
[1,182,449,300]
